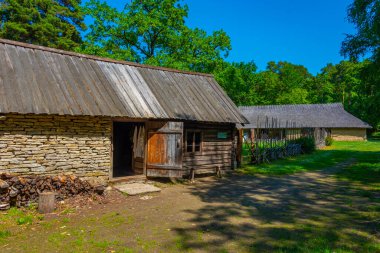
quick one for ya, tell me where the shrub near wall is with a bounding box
[0,114,112,183]
[293,137,316,154]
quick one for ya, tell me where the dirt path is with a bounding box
[1,160,379,253]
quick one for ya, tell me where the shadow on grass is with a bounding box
[169,148,380,252]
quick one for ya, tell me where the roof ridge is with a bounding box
[239,103,343,109]
[0,38,214,78]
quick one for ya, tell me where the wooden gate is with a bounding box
[146,122,183,177]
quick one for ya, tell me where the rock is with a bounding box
[94,185,105,195]
[9,187,19,198]
[0,203,10,210]
[10,177,20,185]
[0,179,9,190]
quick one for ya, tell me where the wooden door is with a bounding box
[146,122,183,177]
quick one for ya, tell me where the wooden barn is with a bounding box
[238,103,372,146]
[0,39,247,183]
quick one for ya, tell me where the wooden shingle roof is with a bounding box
[0,39,247,124]
[239,103,371,129]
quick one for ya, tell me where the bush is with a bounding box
[293,137,315,154]
[325,136,333,146]
[371,132,380,139]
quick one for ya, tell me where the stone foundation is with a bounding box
[0,114,112,182]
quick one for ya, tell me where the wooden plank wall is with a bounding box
[133,157,144,174]
[183,123,235,172]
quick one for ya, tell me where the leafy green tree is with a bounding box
[341,0,380,62]
[275,87,309,104]
[309,64,336,104]
[0,0,85,50]
[214,61,258,106]
[80,0,231,73]
[252,70,280,105]
[341,0,380,129]
[252,61,313,105]
[316,61,364,106]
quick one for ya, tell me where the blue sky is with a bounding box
[87,0,355,75]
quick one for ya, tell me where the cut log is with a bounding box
[38,192,56,214]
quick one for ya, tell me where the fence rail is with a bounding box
[241,116,313,165]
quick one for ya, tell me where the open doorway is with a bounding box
[113,122,145,178]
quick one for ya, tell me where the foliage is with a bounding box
[79,0,231,73]
[215,61,315,106]
[293,136,316,154]
[340,0,380,130]
[214,61,258,105]
[371,132,380,140]
[325,136,333,146]
[0,0,86,50]
[341,0,380,62]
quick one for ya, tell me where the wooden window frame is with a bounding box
[185,130,203,154]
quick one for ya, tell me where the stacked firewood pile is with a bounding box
[0,174,105,210]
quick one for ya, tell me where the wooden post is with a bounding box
[236,129,243,167]
[216,166,221,178]
[190,168,195,183]
[38,192,56,214]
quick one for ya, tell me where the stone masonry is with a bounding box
[0,114,112,182]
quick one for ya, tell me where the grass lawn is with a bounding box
[239,140,380,181]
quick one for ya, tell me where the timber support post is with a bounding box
[190,168,195,183]
[216,166,221,178]
[236,129,243,167]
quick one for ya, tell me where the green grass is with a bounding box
[0,230,11,239]
[335,142,380,191]
[239,140,380,178]
[370,131,380,140]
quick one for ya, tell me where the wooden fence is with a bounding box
[240,116,313,165]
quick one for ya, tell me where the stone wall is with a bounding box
[0,114,112,182]
[331,128,367,141]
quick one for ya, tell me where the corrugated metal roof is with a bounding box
[0,39,247,123]
[238,103,372,129]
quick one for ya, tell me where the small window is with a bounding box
[217,132,228,139]
[186,131,202,153]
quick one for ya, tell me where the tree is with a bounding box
[341,0,380,62]
[341,0,380,129]
[253,61,313,105]
[252,70,280,105]
[309,64,336,104]
[0,0,86,50]
[315,61,364,106]
[214,61,258,106]
[80,0,231,73]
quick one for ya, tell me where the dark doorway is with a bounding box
[113,122,144,177]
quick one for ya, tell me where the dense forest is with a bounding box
[0,0,379,130]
